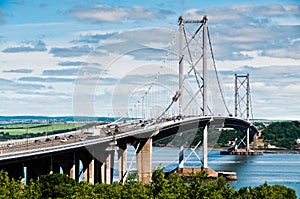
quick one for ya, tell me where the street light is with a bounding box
[26,123,29,150]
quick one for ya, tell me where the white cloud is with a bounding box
[71,5,157,23]
[1,1,300,119]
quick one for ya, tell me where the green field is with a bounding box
[0,122,101,139]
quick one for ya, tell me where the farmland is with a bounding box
[0,122,103,140]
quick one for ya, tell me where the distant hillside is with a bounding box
[0,116,122,124]
[262,120,300,149]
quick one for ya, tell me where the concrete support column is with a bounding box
[105,153,111,184]
[99,151,114,184]
[83,163,88,182]
[88,158,95,184]
[69,153,78,180]
[69,153,76,180]
[246,127,250,151]
[70,164,76,179]
[253,133,258,149]
[105,152,115,184]
[203,124,208,168]
[94,159,102,184]
[100,160,105,183]
[83,157,94,184]
[118,141,127,183]
[178,133,184,168]
[136,138,152,184]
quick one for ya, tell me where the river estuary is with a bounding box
[119,147,300,197]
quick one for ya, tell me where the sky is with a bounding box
[0,0,299,120]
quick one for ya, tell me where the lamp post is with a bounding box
[26,123,29,150]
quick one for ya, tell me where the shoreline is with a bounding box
[262,149,300,154]
[214,147,300,154]
[154,145,300,154]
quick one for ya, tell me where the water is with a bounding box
[119,147,300,197]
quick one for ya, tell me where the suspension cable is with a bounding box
[114,30,177,122]
[207,27,231,115]
[121,141,141,184]
[156,22,216,120]
[249,84,254,119]
[182,24,203,52]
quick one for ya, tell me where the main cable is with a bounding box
[207,27,231,115]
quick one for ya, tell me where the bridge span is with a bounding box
[0,116,258,184]
[0,15,260,184]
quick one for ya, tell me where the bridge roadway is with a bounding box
[0,116,258,184]
[0,116,257,160]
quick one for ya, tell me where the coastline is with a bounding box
[262,149,300,154]
[214,147,300,154]
[154,145,300,154]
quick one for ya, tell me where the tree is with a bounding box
[245,182,297,199]
[262,121,300,149]
[23,179,42,199]
[0,170,23,198]
[0,169,297,198]
[121,173,151,199]
[38,173,78,198]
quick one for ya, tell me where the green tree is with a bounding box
[121,173,151,199]
[23,179,42,199]
[93,182,123,199]
[185,170,238,199]
[246,182,297,199]
[0,170,23,198]
[263,121,300,149]
[38,173,78,198]
[72,181,97,199]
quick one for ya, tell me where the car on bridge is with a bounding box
[7,143,14,148]
[34,139,41,143]
[68,135,75,139]
[60,138,67,143]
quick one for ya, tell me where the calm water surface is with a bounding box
[121,147,300,197]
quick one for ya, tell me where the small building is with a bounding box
[267,143,276,149]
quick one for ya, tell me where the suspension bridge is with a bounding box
[0,16,259,184]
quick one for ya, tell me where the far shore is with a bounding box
[213,147,300,154]
[153,145,300,154]
[261,149,300,154]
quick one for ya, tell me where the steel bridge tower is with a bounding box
[178,16,209,168]
[234,74,250,121]
[234,73,252,151]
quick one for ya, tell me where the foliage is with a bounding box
[155,121,300,149]
[262,121,300,149]
[38,173,78,198]
[154,128,239,148]
[0,170,23,198]
[0,169,297,198]
[237,183,297,199]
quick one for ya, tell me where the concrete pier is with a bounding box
[118,141,127,183]
[176,167,237,181]
[136,138,152,184]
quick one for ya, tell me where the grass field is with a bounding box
[0,123,91,136]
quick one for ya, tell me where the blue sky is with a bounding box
[0,0,299,120]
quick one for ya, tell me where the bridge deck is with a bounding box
[0,116,258,163]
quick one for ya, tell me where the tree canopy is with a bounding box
[0,169,296,199]
[262,121,300,149]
